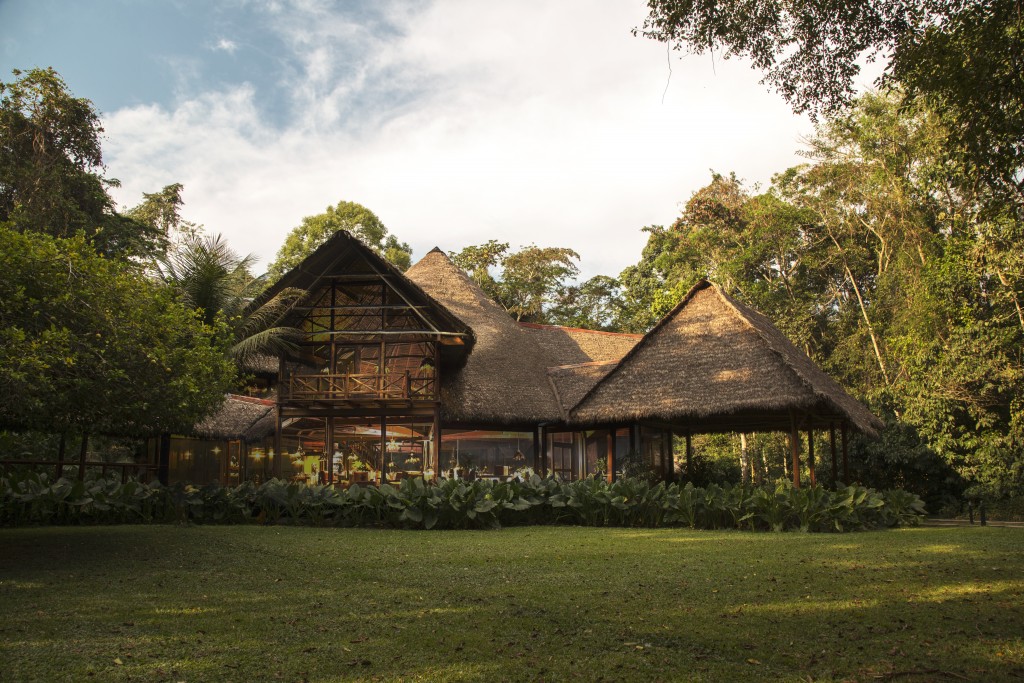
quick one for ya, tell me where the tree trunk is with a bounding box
[77,433,89,481]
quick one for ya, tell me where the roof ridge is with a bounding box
[546,359,620,373]
[228,394,276,406]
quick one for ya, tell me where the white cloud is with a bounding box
[105,0,813,279]
[213,38,239,53]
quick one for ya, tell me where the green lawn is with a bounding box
[1,526,1021,682]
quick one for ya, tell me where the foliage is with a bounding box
[546,274,624,330]
[0,68,165,260]
[450,241,581,322]
[0,471,925,532]
[636,1,1024,208]
[158,233,304,368]
[619,92,1024,497]
[267,200,412,279]
[0,226,236,437]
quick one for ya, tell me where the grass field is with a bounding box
[1,526,1021,682]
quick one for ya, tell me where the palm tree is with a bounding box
[159,234,304,369]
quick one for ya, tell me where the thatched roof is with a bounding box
[405,249,567,425]
[193,395,276,442]
[570,281,882,435]
[547,360,619,420]
[519,323,640,365]
[241,354,278,377]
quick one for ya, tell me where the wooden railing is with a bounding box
[284,372,436,402]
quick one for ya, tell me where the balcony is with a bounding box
[282,371,437,404]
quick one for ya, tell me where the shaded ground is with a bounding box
[1,526,1021,682]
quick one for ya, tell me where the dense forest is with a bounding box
[2,0,1021,512]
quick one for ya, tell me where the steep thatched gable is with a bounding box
[405,249,566,425]
[570,281,882,434]
[254,230,474,354]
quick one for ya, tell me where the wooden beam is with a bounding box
[807,428,816,486]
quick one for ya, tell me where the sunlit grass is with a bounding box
[1,526,1022,682]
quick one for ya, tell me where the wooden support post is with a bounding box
[273,406,283,480]
[433,409,442,482]
[829,423,838,489]
[807,428,816,486]
[533,427,542,475]
[77,433,89,482]
[685,432,693,481]
[538,427,548,477]
[789,420,801,488]
[841,422,850,483]
[325,418,335,485]
[380,413,388,483]
[663,430,673,483]
[56,433,66,480]
[606,431,614,484]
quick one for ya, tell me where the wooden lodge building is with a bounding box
[157,231,881,488]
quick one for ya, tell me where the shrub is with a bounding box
[0,471,926,532]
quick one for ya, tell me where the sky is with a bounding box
[1,0,836,280]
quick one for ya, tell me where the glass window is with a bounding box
[333,417,436,486]
[168,437,226,485]
[441,430,535,480]
[582,430,611,480]
[280,417,327,485]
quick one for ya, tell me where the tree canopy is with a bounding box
[267,200,412,280]
[637,0,1024,207]
[450,241,583,323]
[619,92,1023,498]
[0,226,236,438]
[0,68,165,260]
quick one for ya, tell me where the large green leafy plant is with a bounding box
[1,471,925,531]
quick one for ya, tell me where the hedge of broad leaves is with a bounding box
[0,471,926,531]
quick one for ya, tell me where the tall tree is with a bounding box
[0,68,165,260]
[267,200,412,279]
